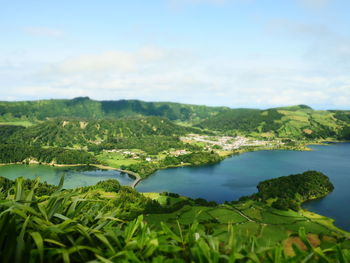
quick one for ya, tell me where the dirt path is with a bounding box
[228,207,254,222]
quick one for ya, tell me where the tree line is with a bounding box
[240,170,334,211]
[122,151,222,178]
[0,144,98,165]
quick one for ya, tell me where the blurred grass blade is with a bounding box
[30,232,44,263]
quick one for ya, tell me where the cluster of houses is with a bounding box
[102,134,281,164]
[181,134,276,151]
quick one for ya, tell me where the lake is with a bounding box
[0,164,134,188]
[137,143,350,231]
[0,143,349,231]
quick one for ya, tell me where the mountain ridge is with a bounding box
[1,97,349,141]
[0,97,230,123]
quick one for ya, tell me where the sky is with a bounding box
[0,0,349,109]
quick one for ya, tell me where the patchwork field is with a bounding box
[144,196,350,254]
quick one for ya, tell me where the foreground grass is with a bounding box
[145,200,350,254]
[1,177,350,262]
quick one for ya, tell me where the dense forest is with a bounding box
[242,171,334,211]
[0,125,25,143]
[89,135,202,155]
[3,117,201,149]
[124,151,223,177]
[0,144,97,164]
[0,97,228,122]
[197,108,284,133]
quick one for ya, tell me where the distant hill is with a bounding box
[1,98,349,140]
[196,106,350,139]
[0,97,229,123]
[3,116,199,148]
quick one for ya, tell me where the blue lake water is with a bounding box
[0,165,134,188]
[0,143,349,230]
[137,143,350,231]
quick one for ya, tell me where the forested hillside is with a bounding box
[4,117,199,148]
[0,125,25,143]
[0,97,228,123]
[1,98,350,141]
[1,99,350,172]
[0,144,97,164]
[196,105,350,139]
[243,171,335,211]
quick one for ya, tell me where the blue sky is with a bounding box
[1,0,349,109]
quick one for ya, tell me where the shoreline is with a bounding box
[0,162,143,188]
[1,141,350,233]
[1,139,348,189]
[0,162,87,167]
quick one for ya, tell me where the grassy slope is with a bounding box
[196,105,350,139]
[144,178,349,252]
[145,200,349,252]
[1,176,349,262]
[3,116,199,148]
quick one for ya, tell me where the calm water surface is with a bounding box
[0,143,349,230]
[0,165,134,188]
[137,143,350,231]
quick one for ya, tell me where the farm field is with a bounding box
[144,195,350,254]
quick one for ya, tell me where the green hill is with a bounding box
[0,97,228,123]
[0,125,25,143]
[1,98,350,141]
[243,171,335,211]
[4,116,199,148]
[196,106,350,139]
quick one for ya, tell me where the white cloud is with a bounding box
[1,45,349,109]
[267,18,350,71]
[25,27,66,38]
[48,51,135,74]
[44,47,168,74]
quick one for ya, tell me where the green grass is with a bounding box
[154,195,186,206]
[178,206,213,224]
[144,212,180,225]
[270,209,305,219]
[240,206,263,221]
[96,151,141,168]
[258,225,289,246]
[1,177,350,262]
[283,221,332,235]
[104,159,140,168]
[233,222,261,240]
[0,120,34,127]
[207,208,247,223]
[261,211,306,224]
